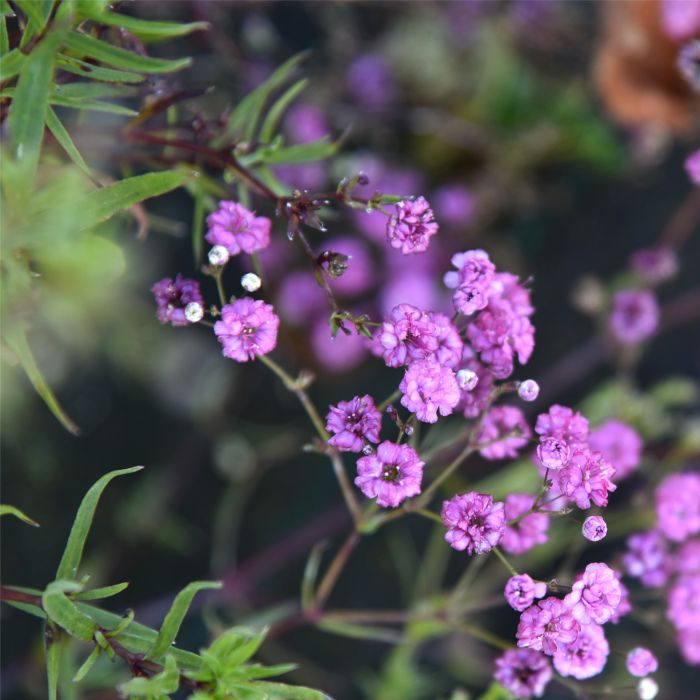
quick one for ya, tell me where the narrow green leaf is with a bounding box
[0,503,39,526]
[45,622,62,700]
[48,94,138,116]
[79,170,194,231]
[5,326,80,435]
[56,54,145,83]
[301,541,326,611]
[206,626,267,669]
[14,0,48,27]
[0,1,13,17]
[56,466,144,580]
[240,681,332,700]
[79,8,209,43]
[191,176,205,265]
[74,581,129,601]
[43,581,97,641]
[54,82,139,100]
[260,78,308,143]
[64,31,192,74]
[0,48,23,81]
[119,655,179,696]
[1,16,9,54]
[148,581,222,660]
[46,107,92,177]
[73,646,100,682]
[4,600,48,618]
[263,137,338,165]
[318,619,401,643]
[236,662,297,681]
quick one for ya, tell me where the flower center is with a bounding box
[382,464,400,482]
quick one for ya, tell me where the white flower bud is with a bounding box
[518,379,540,402]
[638,678,659,700]
[185,302,204,323]
[241,272,262,293]
[456,369,479,391]
[208,245,230,266]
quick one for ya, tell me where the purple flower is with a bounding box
[276,272,326,326]
[441,492,505,554]
[494,649,552,698]
[323,236,374,297]
[152,275,204,327]
[206,201,271,256]
[630,246,679,284]
[399,361,460,424]
[661,0,700,40]
[476,406,531,460]
[552,623,609,680]
[326,395,381,452]
[609,289,660,345]
[516,597,581,656]
[501,493,550,555]
[677,627,700,665]
[433,184,475,227]
[582,516,608,542]
[686,149,700,185]
[457,357,494,419]
[386,197,439,255]
[678,40,700,91]
[667,574,700,631]
[518,379,540,402]
[565,562,622,625]
[536,437,571,470]
[346,52,395,110]
[589,420,642,481]
[535,404,589,449]
[505,574,548,612]
[445,249,495,316]
[378,304,438,368]
[285,103,328,143]
[556,449,617,510]
[312,319,368,373]
[626,648,658,678]
[610,572,632,623]
[623,530,670,588]
[656,472,700,542]
[355,441,424,508]
[674,538,700,574]
[429,312,464,368]
[214,298,279,362]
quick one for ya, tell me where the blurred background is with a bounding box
[2,1,699,698]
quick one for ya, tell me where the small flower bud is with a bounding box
[637,678,659,700]
[241,272,262,292]
[208,245,230,266]
[184,302,204,323]
[361,444,374,455]
[582,516,607,542]
[404,425,414,436]
[518,379,540,402]
[456,368,479,391]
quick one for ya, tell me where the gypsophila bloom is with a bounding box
[206,200,271,256]
[152,275,204,327]
[674,538,700,574]
[445,249,496,315]
[667,574,700,631]
[582,516,608,542]
[184,302,204,323]
[552,623,609,680]
[627,648,658,678]
[429,312,464,368]
[505,574,548,612]
[677,627,700,665]
[536,436,571,470]
[399,360,460,423]
[477,406,531,460]
[386,196,438,255]
[589,420,642,481]
[565,562,622,625]
[518,379,540,402]
[686,149,700,184]
[241,272,261,293]
[630,246,679,283]
[355,441,424,508]
[457,357,494,418]
[326,395,381,452]
[638,677,660,700]
[501,493,550,555]
[609,289,660,345]
[456,368,479,391]
[535,404,589,449]
[610,572,632,624]
[655,472,700,542]
[378,303,438,367]
[516,597,581,656]
[557,449,617,510]
[494,649,552,698]
[208,244,230,266]
[441,492,505,554]
[623,530,670,588]
[214,297,279,362]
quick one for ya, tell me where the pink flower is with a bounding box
[677,627,700,665]
[686,149,700,185]
[505,574,548,612]
[457,357,494,419]
[429,312,464,368]
[610,572,632,624]
[152,275,204,327]
[609,289,660,345]
[656,472,700,542]
[552,623,609,680]
[214,298,279,362]
[494,649,552,698]
[626,648,658,678]
[582,516,607,542]
[441,492,505,554]
[476,406,531,460]
[206,201,271,256]
[501,493,550,555]
[434,184,475,226]
[556,449,616,510]
[630,246,678,284]
[565,562,622,625]
[355,441,424,508]
[667,574,700,631]
[661,0,700,41]
[535,404,589,449]
[516,597,581,656]
[589,420,642,481]
[399,361,460,424]
[445,249,496,315]
[378,303,438,368]
[386,196,438,254]
[674,538,700,574]
[326,395,381,452]
[623,530,671,588]
[536,437,571,470]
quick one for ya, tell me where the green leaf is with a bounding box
[74,581,129,601]
[5,325,80,435]
[45,622,63,700]
[73,646,100,682]
[301,541,326,612]
[42,581,98,641]
[45,107,92,177]
[239,680,332,699]
[14,0,48,27]
[318,619,401,644]
[56,466,144,580]
[204,626,267,669]
[79,170,194,231]
[263,137,338,165]
[79,8,209,43]
[64,31,192,74]
[148,581,222,660]
[475,682,514,700]
[56,54,145,83]
[53,82,139,100]
[191,175,205,265]
[4,600,48,618]
[260,78,309,143]
[49,94,138,116]
[0,503,39,526]
[0,1,13,17]
[119,655,180,697]
[0,48,23,81]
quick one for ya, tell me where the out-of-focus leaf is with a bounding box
[263,137,338,165]
[318,619,401,644]
[475,682,513,700]
[56,54,145,83]
[0,1,13,17]
[73,646,100,682]
[301,541,326,611]
[239,681,332,699]
[45,622,63,700]
[54,82,139,100]
[651,377,698,408]
[45,107,92,177]
[260,78,309,143]
[14,0,47,27]
[64,32,192,73]
[56,466,144,580]
[0,47,23,81]
[1,86,138,115]
[0,503,39,526]
[119,655,179,697]
[74,581,129,601]
[5,600,47,618]
[0,16,8,54]
[191,175,205,265]
[43,581,98,641]
[148,581,222,660]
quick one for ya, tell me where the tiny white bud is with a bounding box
[185,302,204,323]
[241,272,261,293]
[638,678,659,700]
[208,245,230,266]
[518,379,540,402]
[456,369,479,391]
[404,425,414,436]
[362,444,374,455]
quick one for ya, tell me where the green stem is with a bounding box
[492,546,519,577]
[415,508,443,525]
[313,530,359,610]
[414,440,476,509]
[378,389,401,412]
